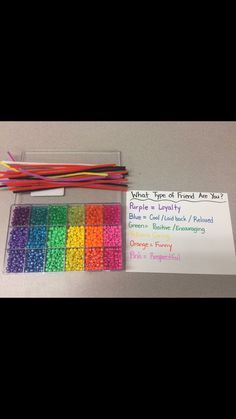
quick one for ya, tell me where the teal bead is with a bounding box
[30,206,48,225]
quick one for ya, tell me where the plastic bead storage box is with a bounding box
[3,203,123,273]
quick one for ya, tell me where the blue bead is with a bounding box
[27,226,47,248]
[25,249,45,272]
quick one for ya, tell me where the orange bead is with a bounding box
[85,204,103,225]
[85,226,103,247]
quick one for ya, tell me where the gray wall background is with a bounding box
[0,122,235,297]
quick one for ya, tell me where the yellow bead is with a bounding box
[65,248,84,271]
[66,226,84,248]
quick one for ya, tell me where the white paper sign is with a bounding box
[126,191,236,274]
[31,188,65,197]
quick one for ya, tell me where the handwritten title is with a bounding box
[130,191,226,202]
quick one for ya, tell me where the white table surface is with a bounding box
[0,122,235,297]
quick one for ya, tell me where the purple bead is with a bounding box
[8,227,29,248]
[11,206,31,226]
[6,249,26,273]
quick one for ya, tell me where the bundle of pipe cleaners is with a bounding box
[0,152,128,193]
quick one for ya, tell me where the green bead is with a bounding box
[47,226,66,248]
[48,205,67,225]
[45,248,65,272]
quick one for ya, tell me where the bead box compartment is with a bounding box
[3,203,123,273]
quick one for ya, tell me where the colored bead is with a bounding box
[85,204,103,225]
[25,249,45,272]
[104,247,123,270]
[66,226,84,247]
[45,248,65,272]
[85,226,103,247]
[11,206,31,226]
[48,205,67,225]
[66,248,84,271]
[68,205,85,225]
[27,226,47,248]
[103,225,122,247]
[47,226,66,248]
[5,203,123,273]
[30,206,48,225]
[8,227,29,248]
[103,204,121,225]
[85,247,103,271]
[6,249,26,273]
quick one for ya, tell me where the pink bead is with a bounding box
[103,204,121,225]
[103,225,122,247]
[104,248,122,270]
